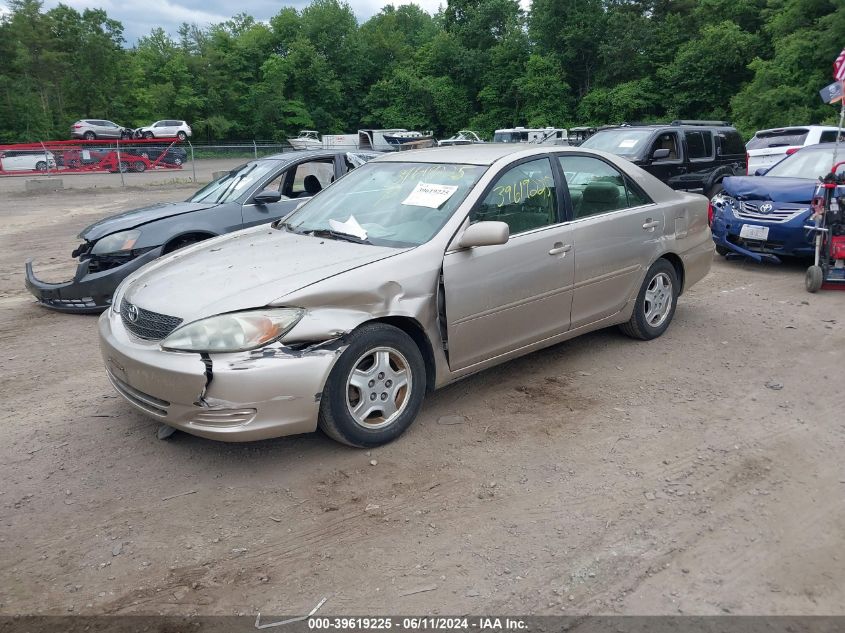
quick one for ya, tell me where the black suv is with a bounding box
[579,120,746,198]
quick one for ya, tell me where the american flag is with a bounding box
[835,47,845,81]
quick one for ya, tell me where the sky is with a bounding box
[0,0,449,44]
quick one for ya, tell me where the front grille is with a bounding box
[120,300,183,341]
[736,201,807,223]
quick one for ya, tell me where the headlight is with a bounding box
[92,230,141,255]
[161,308,304,353]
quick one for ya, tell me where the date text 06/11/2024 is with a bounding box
[307,617,528,631]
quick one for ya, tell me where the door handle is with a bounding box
[642,219,660,231]
[549,242,572,256]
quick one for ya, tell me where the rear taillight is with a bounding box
[707,201,714,226]
[745,152,749,175]
[785,147,799,155]
[72,124,82,128]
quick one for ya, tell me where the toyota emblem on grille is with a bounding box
[759,203,774,214]
[126,304,139,323]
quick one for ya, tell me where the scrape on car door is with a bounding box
[442,158,575,371]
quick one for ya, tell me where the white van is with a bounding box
[493,126,568,144]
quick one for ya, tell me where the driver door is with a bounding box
[442,158,575,371]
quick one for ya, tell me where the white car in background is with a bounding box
[136,120,192,140]
[0,150,57,172]
[746,125,843,174]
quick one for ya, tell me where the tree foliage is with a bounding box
[0,0,842,142]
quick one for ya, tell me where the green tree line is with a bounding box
[1,0,843,143]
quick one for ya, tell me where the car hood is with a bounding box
[80,202,218,241]
[123,227,407,323]
[722,176,817,203]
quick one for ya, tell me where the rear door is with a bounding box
[558,154,663,329]
[442,157,575,370]
[682,129,714,189]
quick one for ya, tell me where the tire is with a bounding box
[35,161,47,172]
[706,181,724,200]
[144,132,154,139]
[177,131,187,141]
[805,265,823,293]
[620,258,679,341]
[715,245,730,256]
[133,161,146,173]
[84,131,96,140]
[118,161,129,173]
[140,151,150,159]
[173,157,183,166]
[318,323,426,447]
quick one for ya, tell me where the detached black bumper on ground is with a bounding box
[25,248,162,314]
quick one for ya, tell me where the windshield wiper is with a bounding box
[308,228,371,244]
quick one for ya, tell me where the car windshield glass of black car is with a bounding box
[280,162,485,247]
[579,129,654,157]
[765,149,844,179]
[747,129,809,150]
[188,160,281,204]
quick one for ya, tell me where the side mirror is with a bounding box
[754,168,769,176]
[457,221,509,249]
[652,148,671,160]
[253,189,283,205]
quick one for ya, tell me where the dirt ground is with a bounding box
[1,181,843,618]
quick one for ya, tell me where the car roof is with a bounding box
[374,144,531,165]
[755,125,840,134]
[260,149,381,162]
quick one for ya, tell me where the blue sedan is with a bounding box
[710,143,843,262]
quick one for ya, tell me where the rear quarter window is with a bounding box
[747,129,809,149]
[718,131,745,156]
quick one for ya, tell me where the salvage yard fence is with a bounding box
[0,139,319,186]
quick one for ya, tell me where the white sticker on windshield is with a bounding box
[329,215,368,240]
[619,139,638,148]
[402,182,459,209]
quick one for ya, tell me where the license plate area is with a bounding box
[740,224,769,241]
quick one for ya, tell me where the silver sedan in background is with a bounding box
[98,145,713,447]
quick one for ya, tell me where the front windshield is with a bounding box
[281,161,486,247]
[188,160,280,204]
[580,129,654,156]
[765,148,845,179]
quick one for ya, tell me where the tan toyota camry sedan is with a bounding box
[99,145,713,447]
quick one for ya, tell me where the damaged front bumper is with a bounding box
[25,248,163,313]
[98,309,343,442]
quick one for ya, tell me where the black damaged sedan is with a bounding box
[25,150,378,313]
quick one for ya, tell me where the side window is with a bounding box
[718,131,745,156]
[820,131,842,143]
[686,130,713,160]
[650,132,680,160]
[558,155,652,219]
[290,160,334,196]
[470,158,557,235]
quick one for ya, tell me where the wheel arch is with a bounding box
[366,316,436,393]
[658,252,686,295]
[162,230,217,254]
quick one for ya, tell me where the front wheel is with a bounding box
[805,265,823,293]
[35,161,47,172]
[620,259,679,340]
[706,181,724,200]
[133,161,146,172]
[715,245,730,256]
[318,324,426,447]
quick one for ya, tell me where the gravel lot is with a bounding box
[1,178,843,617]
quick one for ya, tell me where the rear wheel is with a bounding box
[805,265,823,293]
[318,323,426,447]
[177,131,187,141]
[118,161,129,173]
[84,131,96,140]
[620,259,679,341]
[173,157,183,166]
[143,132,153,139]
